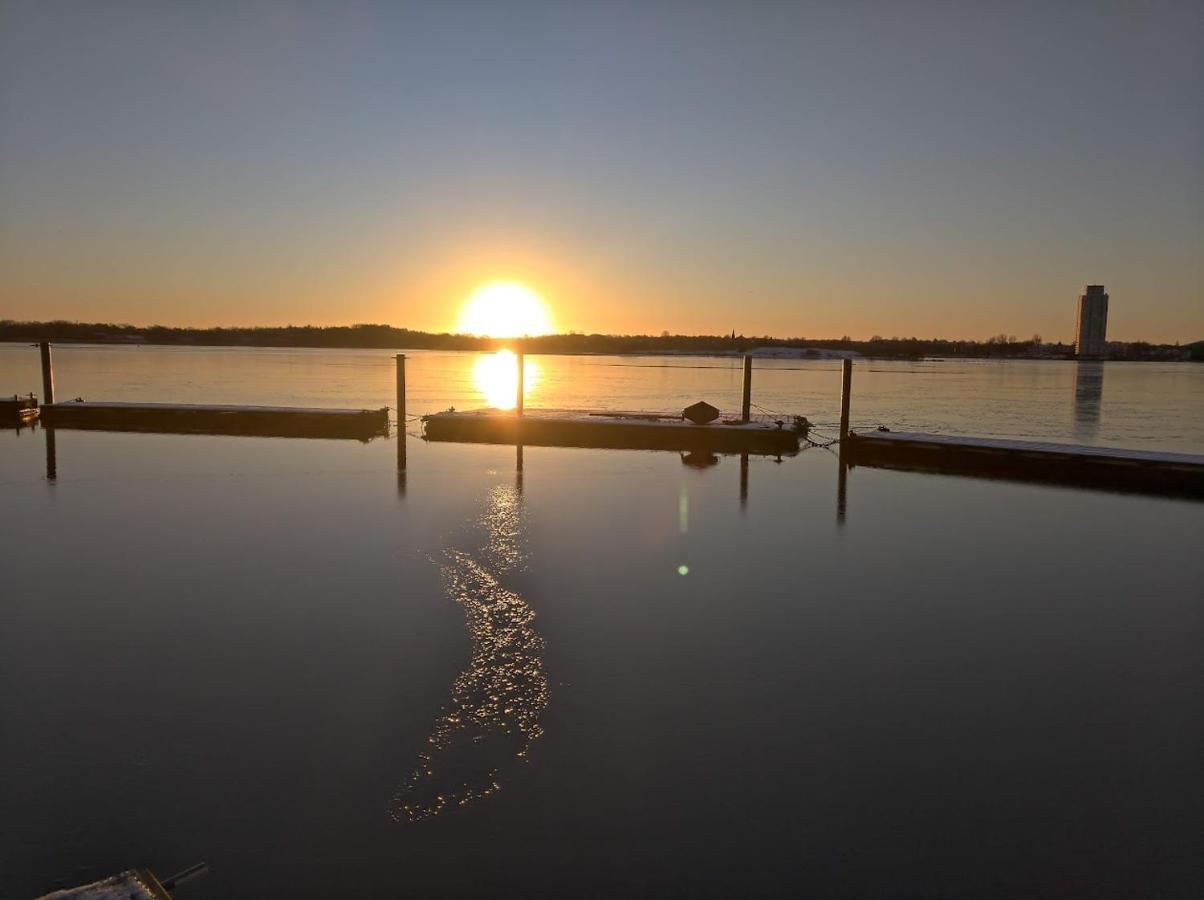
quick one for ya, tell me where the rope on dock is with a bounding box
[749,402,848,448]
[586,361,859,372]
[804,432,842,449]
[751,401,800,418]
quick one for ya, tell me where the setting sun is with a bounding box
[455,281,555,338]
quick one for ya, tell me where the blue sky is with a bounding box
[1,1,1200,340]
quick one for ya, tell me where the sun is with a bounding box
[455,281,555,338]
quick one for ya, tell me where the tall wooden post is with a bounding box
[37,339,57,481]
[515,351,524,416]
[396,354,406,471]
[741,355,752,423]
[396,354,406,423]
[40,341,55,405]
[839,359,853,440]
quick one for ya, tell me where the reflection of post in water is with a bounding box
[391,480,547,822]
[739,452,749,511]
[679,450,718,469]
[1072,361,1104,439]
[836,456,848,526]
[677,450,745,509]
[44,426,57,481]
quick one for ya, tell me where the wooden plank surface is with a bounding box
[423,409,800,454]
[41,401,382,417]
[36,869,170,900]
[851,430,1204,468]
[39,401,389,440]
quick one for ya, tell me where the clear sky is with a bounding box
[1,1,1200,342]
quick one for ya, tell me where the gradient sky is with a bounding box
[1,1,1200,341]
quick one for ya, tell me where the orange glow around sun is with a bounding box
[455,281,555,337]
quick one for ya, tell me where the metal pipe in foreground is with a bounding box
[40,341,55,406]
[839,358,853,440]
[160,861,210,891]
[741,355,752,423]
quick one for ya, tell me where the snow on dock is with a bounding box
[36,870,169,900]
[847,429,1204,495]
[36,862,208,899]
[39,401,389,441]
[422,408,802,455]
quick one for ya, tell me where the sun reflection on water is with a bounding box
[391,482,547,822]
[479,483,526,573]
[472,350,541,410]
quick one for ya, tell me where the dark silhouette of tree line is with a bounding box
[0,320,1195,361]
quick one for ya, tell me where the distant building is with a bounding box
[1075,285,1109,357]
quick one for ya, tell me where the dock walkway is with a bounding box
[847,429,1204,495]
[423,408,801,455]
[39,401,389,441]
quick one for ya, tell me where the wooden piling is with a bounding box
[839,359,852,440]
[396,353,406,471]
[515,351,524,416]
[396,354,406,423]
[39,341,55,406]
[741,355,752,423]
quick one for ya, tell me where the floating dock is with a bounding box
[37,869,171,900]
[846,429,1204,496]
[39,401,390,441]
[423,409,802,455]
[36,862,208,899]
[2,393,39,423]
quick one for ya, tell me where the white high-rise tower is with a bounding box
[1075,285,1108,358]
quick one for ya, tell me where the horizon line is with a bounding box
[2,319,1198,348]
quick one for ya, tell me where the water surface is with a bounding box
[1,345,1202,898]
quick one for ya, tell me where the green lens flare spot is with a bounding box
[677,565,689,576]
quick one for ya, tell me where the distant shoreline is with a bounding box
[1,321,1198,362]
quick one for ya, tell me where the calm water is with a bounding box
[2,344,1203,898]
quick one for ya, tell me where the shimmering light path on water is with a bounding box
[392,482,547,823]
